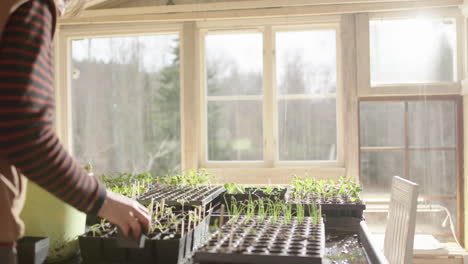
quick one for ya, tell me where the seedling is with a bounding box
[88,224,102,237]
[282,203,293,224]
[101,171,153,197]
[159,168,213,187]
[288,174,363,204]
[224,183,246,195]
[296,203,305,224]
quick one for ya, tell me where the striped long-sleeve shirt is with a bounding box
[0,0,106,215]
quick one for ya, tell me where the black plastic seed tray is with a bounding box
[324,216,388,264]
[79,215,212,264]
[285,188,366,218]
[138,185,225,208]
[194,215,325,264]
[221,187,286,206]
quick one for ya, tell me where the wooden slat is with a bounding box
[455,97,465,246]
[341,14,360,180]
[181,22,200,169]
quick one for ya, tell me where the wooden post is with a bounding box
[460,0,468,248]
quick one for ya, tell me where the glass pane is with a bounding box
[364,198,458,242]
[205,33,263,96]
[415,199,458,240]
[409,101,457,148]
[207,101,263,161]
[360,102,405,147]
[409,150,458,239]
[71,35,181,176]
[279,98,336,161]
[409,150,457,197]
[276,30,336,95]
[360,151,405,196]
[370,18,456,85]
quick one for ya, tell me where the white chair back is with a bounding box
[383,176,419,264]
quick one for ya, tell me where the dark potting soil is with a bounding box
[194,215,325,264]
[324,232,369,264]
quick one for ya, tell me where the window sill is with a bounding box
[205,167,346,184]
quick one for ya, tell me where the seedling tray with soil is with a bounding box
[194,215,325,264]
[138,185,225,209]
[286,176,366,218]
[285,188,366,218]
[79,202,211,264]
[221,186,286,209]
[80,224,195,264]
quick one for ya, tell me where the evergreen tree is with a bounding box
[145,42,181,175]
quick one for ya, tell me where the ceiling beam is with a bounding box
[60,0,462,25]
[81,0,458,14]
[84,0,123,9]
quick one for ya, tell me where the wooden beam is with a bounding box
[341,14,360,180]
[180,22,200,169]
[83,0,439,15]
[61,0,462,25]
[84,0,118,9]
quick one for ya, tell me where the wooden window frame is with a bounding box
[358,94,465,245]
[54,23,183,157]
[198,20,345,171]
[356,8,464,97]
[55,17,350,185]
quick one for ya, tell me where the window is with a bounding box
[71,34,181,176]
[204,33,264,161]
[369,17,457,86]
[276,30,337,161]
[360,98,461,233]
[202,27,340,166]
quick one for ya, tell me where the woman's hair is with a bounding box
[63,0,85,17]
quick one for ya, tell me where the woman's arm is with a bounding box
[0,0,149,239]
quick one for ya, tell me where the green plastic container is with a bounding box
[20,181,86,262]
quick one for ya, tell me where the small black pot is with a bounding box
[127,242,154,264]
[17,237,49,264]
[78,235,101,263]
[154,234,186,264]
[101,234,127,262]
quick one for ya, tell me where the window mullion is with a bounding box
[404,101,410,180]
[182,22,200,170]
[263,25,276,167]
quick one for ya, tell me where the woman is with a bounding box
[0,0,150,262]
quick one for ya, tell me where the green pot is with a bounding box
[20,181,86,262]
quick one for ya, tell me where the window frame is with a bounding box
[198,20,345,169]
[356,8,464,97]
[55,23,183,159]
[358,94,464,244]
[199,27,266,168]
[56,17,349,184]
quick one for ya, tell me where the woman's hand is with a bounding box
[97,191,150,240]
